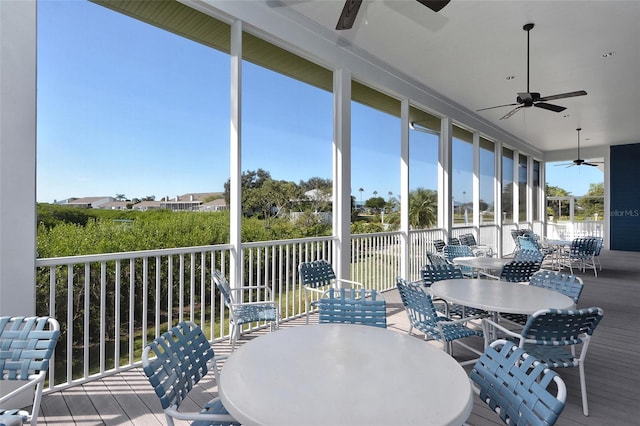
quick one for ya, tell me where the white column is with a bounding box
[229,20,242,287]
[400,99,410,278]
[438,118,453,236]
[494,141,503,256]
[0,0,37,315]
[0,0,37,405]
[472,133,480,233]
[333,69,351,284]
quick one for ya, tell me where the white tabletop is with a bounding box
[431,279,575,314]
[452,256,511,270]
[219,324,473,426]
[544,239,573,246]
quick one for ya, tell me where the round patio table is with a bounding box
[218,324,473,426]
[431,278,575,315]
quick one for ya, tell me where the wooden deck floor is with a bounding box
[38,249,640,425]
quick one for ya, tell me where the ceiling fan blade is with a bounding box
[500,106,523,120]
[416,0,451,13]
[534,102,566,113]
[477,103,518,112]
[554,162,574,166]
[538,90,588,102]
[336,0,363,30]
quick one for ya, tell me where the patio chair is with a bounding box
[443,244,476,277]
[298,260,364,324]
[558,237,599,277]
[470,339,566,426]
[460,233,494,257]
[142,321,239,426]
[420,264,488,319]
[316,288,386,328]
[499,260,542,282]
[482,307,604,416]
[212,270,279,350]
[448,237,461,245]
[425,251,450,266]
[396,277,483,365]
[592,236,604,272]
[500,269,583,326]
[0,316,60,426]
[432,239,446,254]
[513,248,545,263]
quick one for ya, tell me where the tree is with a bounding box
[364,196,385,211]
[115,193,126,201]
[358,188,364,209]
[223,168,272,211]
[408,188,437,229]
[578,182,604,219]
[299,177,332,193]
[546,184,571,219]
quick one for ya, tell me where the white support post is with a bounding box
[439,118,453,237]
[400,99,410,278]
[229,20,242,288]
[0,0,37,405]
[473,133,480,234]
[0,0,37,315]
[333,69,352,285]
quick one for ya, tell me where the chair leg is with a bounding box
[579,363,589,416]
[230,324,238,351]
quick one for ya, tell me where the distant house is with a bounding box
[132,200,163,211]
[100,201,130,210]
[59,196,115,208]
[200,198,228,212]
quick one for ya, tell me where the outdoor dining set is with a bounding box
[1,232,604,426]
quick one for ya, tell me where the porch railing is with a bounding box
[35,230,443,393]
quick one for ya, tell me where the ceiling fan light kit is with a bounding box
[477,22,588,120]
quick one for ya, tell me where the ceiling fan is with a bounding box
[336,0,450,30]
[556,128,603,167]
[477,23,587,120]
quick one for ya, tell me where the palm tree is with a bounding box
[115,193,126,201]
[358,188,364,209]
[408,188,437,229]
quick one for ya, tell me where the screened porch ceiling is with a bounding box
[94,0,640,162]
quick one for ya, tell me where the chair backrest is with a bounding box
[298,260,337,290]
[0,316,60,426]
[592,236,604,256]
[500,260,542,282]
[426,251,450,267]
[529,270,584,304]
[432,239,446,253]
[443,244,474,261]
[470,340,566,426]
[570,237,598,259]
[212,269,233,305]
[317,288,386,328]
[521,307,604,347]
[448,237,461,245]
[396,277,440,325]
[142,321,214,410]
[420,263,464,286]
[0,316,60,381]
[513,248,545,263]
[517,235,540,251]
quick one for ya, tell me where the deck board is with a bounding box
[35,248,640,425]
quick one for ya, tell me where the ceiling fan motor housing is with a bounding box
[516,92,541,106]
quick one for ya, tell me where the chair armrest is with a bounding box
[334,278,364,288]
[481,318,523,342]
[0,371,46,405]
[164,402,237,423]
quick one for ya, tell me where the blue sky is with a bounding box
[36,0,602,203]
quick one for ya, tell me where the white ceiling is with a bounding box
[262,0,640,159]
